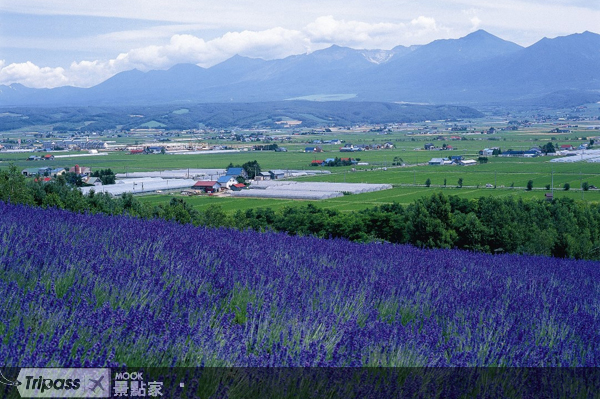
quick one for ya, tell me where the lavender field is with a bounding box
[1,201,599,370]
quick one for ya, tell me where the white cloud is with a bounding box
[411,16,438,31]
[0,60,69,88]
[462,9,482,31]
[304,16,406,48]
[470,16,482,30]
[206,28,309,61]
[4,8,584,89]
[0,15,457,88]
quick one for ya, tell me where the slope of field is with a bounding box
[2,201,598,371]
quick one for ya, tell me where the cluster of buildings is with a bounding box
[303,142,394,153]
[423,143,455,151]
[310,158,358,167]
[428,156,477,166]
[184,167,286,194]
[21,164,100,185]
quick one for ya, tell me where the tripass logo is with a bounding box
[9,368,110,398]
[0,369,21,386]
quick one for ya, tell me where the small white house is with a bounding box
[459,159,477,166]
[429,158,446,165]
[217,176,238,189]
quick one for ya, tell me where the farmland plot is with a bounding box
[232,181,392,200]
[1,201,598,371]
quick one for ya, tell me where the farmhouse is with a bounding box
[226,167,248,179]
[51,168,66,177]
[192,181,221,193]
[68,165,92,176]
[85,177,102,186]
[217,175,238,189]
[256,172,272,181]
[231,183,246,191]
[269,170,285,180]
[340,145,361,152]
[500,150,539,158]
[459,159,477,166]
[428,158,447,165]
[146,146,165,154]
[305,146,323,153]
[22,168,43,176]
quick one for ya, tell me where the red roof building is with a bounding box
[192,181,221,193]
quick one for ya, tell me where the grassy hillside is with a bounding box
[1,202,598,396]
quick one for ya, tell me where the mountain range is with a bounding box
[1,29,600,107]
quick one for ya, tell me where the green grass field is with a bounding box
[4,118,600,213]
[138,184,600,213]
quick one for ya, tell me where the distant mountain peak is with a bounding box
[312,45,354,56]
[465,29,495,38]
[1,30,599,107]
[361,49,394,64]
[168,63,204,72]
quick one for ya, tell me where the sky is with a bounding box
[1,0,599,89]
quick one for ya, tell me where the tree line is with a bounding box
[2,164,600,260]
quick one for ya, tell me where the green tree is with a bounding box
[425,178,431,187]
[564,183,570,191]
[42,192,64,209]
[405,194,457,249]
[240,160,261,179]
[92,168,116,185]
[200,205,231,228]
[457,178,463,188]
[582,182,589,191]
[453,212,490,252]
[0,164,34,205]
[542,142,556,154]
[64,172,84,187]
[392,157,404,166]
[526,180,533,191]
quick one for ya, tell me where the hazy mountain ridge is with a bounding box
[1,30,599,107]
[0,101,484,131]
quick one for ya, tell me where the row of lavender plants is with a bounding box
[1,201,599,369]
